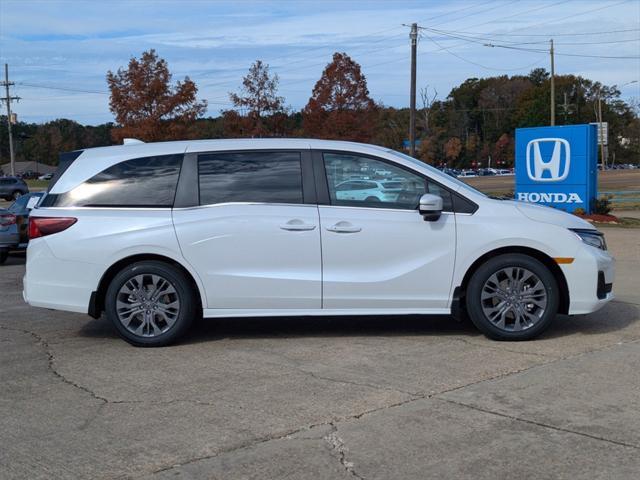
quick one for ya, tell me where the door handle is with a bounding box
[326,222,362,233]
[280,220,317,231]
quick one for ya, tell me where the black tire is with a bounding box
[365,196,381,202]
[466,254,559,341]
[12,191,23,200]
[105,260,198,347]
[0,250,8,265]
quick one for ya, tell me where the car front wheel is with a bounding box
[12,191,23,200]
[0,250,8,265]
[466,254,559,341]
[105,261,198,347]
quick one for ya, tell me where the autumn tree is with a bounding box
[225,60,286,137]
[418,135,441,164]
[493,133,513,166]
[443,137,462,165]
[107,49,207,142]
[302,52,377,141]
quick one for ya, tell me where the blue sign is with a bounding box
[402,139,422,150]
[515,124,598,213]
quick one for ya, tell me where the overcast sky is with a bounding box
[1,0,639,125]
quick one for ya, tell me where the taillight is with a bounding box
[0,214,16,227]
[28,217,77,239]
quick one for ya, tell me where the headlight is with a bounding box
[570,229,607,251]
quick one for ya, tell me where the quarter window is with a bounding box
[198,151,303,205]
[40,155,183,208]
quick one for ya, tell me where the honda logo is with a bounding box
[526,138,570,182]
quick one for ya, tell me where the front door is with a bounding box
[318,152,456,310]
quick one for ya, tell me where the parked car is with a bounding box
[334,180,399,202]
[38,173,53,181]
[24,139,614,347]
[0,209,18,264]
[20,170,41,180]
[0,176,29,201]
[458,170,477,178]
[0,192,44,264]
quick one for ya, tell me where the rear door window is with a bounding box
[198,151,303,205]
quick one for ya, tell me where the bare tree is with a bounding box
[420,85,437,135]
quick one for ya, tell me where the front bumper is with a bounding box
[561,244,615,315]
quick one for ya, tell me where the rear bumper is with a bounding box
[23,238,102,314]
[0,231,20,250]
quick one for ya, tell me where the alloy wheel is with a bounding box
[116,274,180,337]
[480,267,548,332]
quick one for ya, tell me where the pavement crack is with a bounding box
[293,367,418,397]
[437,397,640,450]
[324,423,365,479]
[451,336,552,359]
[0,325,109,404]
[148,422,332,476]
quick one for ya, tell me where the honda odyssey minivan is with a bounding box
[24,139,614,346]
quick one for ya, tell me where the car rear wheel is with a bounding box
[466,254,559,341]
[105,261,198,347]
[0,250,8,265]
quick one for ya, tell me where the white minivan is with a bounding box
[24,139,614,347]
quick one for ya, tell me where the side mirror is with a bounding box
[418,193,443,221]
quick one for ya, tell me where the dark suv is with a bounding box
[0,177,29,201]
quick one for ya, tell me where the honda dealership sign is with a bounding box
[515,124,598,213]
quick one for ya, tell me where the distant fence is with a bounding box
[600,191,640,203]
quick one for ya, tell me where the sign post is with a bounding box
[515,124,598,214]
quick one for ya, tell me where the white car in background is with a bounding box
[24,139,614,347]
[334,179,398,203]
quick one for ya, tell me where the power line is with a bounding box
[427,27,640,38]
[418,0,633,57]
[422,26,640,46]
[482,43,640,59]
[17,82,108,95]
[201,0,509,91]
[421,32,545,71]
[420,0,507,28]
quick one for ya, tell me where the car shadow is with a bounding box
[1,251,26,266]
[77,300,638,345]
[182,300,639,345]
[78,314,479,343]
[185,314,477,344]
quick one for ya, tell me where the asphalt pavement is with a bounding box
[1,226,639,479]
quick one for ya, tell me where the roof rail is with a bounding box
[123,138,145,145]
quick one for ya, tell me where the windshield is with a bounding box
[386,149,487,198]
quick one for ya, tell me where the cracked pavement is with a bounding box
[1,227,639,479]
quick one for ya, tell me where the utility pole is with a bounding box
[597,89,606,169]
[550,39,555,126]
[1,64,20,176]
[409,23,418,157]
